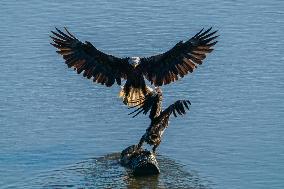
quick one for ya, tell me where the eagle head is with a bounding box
[128,57,140,67]
[155,87,162,94]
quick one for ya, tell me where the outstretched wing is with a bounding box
[161,100,191,118]
[138,28,218,86]
[128,90,162,120]
[50,27,132,87]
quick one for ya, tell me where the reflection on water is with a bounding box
[24,153,210,189]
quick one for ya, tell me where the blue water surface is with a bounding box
[0,0,283,188]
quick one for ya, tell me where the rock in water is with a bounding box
[120,145,160,176]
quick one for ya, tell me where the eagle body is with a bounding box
[129,88,191,152]
[50,27,218,106]
[139,115,170,152]
[119,61,150,106]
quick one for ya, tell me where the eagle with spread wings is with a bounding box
[50,27,218,106]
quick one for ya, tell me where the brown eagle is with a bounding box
[128,87,191,152]
[50,27,218,106]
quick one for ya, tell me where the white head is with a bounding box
[155,87,162,94]
[128,57,140,67]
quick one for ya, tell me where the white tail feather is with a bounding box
[119,85,153,107]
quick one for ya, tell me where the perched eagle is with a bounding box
[128,87,191,152]
[50,27,218,106]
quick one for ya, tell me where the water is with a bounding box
[0,0,283,188]
[23,154,210,188]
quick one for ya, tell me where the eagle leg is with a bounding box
[152,140,161,153]
[137,135,146,149]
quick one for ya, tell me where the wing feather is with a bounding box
[50,27,132,87]
[160,100,191,118]
[139,28,219,86]
[128,89,162,120]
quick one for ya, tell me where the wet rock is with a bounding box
[120,145,160,176]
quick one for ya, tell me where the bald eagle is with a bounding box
[128,87,191,152]
[50,27,218,106]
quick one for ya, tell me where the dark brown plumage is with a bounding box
[50,27,132,87]
[50,27,218,105]
[128,88,191,152]
[139,27,219,86]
